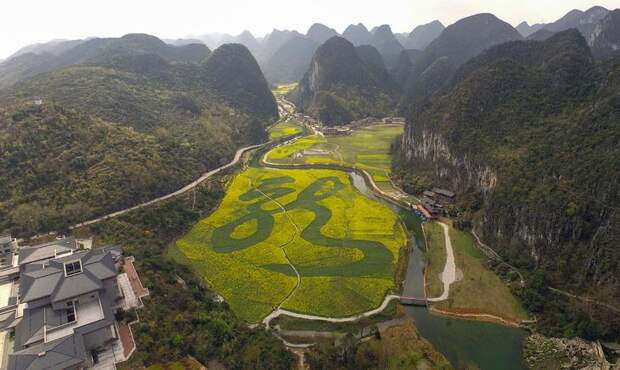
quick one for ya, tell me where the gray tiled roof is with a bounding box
[431,187,456,198]
[8,334,86,370]
[20,250,116,304]
[14,306,45,349]
[18,238,78,266]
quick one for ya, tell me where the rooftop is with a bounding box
[45,299,105,343]
[18,238,78,266]
[431,187,456,198]
[20,249,116,304]
[8,334,86,370]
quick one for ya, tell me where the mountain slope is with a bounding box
[0,38,277,235]
[0,102,237,235]
[8,39,86,59]
[589,9,620,59]
[516,21,545,37]
[423,13,523,67]
[203,44,277,119]
[545,6,609,36]
[399,13,523,112]
[255,29,303,62]
[306,23,339,44]
[0,34,211,89]
[342,23,372,46]
[370,25,404,60]
[355,45,388,71]
[290,37,396,125]
[397,31,620,337]
[405,20,445,50]
[261,36,319,84]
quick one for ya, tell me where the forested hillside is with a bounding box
[0,33,211,89]
[290,37,397,125]
[396,30,620,338]
[0,35,277,236]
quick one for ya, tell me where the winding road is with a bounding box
[66,143,267,230]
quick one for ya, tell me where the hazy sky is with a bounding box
[1,0,618,59]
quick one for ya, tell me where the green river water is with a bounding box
[350,172,529,370]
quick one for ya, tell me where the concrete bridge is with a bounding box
[399,296,428,306]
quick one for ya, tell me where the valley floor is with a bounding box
[170,167,406,322]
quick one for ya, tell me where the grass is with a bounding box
[264,125,403,191]
[423,223,446,298]
[268,120,303,140]
[272,299,402,332]
[171,167,407,322]
[425,221,529,321]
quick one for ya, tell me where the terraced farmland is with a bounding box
[171,167,407,322]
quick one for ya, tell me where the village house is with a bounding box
[381,117,406,124]
[0,237,149,370]
[431,188,456,204]
[322,127,352,136]
[417,188,457,220]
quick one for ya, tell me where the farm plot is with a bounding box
[268,120,303,140]
[264,125,403,189]
[171,167,407,322]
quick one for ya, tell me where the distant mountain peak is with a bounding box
[370,24,404,57]
[291,35,396,125]
[422,13,522,67]
[306,23,339,44]
[406,20,445,50]
[589,9,620,59]
[205,43,277,118]
[342,23,372,46]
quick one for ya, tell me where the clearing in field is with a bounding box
[424,221,529,321]
[264,125,403,190]
[171,167,407,322]
[268,120,303,140]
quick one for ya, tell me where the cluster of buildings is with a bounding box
[417,188,456,220]
[0,235,148,370]
[291,113,406,136]
[349,116,406,128]
[322,127,352,136]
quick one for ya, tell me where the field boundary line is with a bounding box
[250,180,303,314]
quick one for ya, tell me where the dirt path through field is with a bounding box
[427,222,456,302]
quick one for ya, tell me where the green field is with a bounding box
[424,223,446,298]
[425,221,528,321]
[171,167,407,322]
[268,120,303,140]
[264,125,403,189]
[272,83,297,98]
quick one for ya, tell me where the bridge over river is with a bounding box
[399,296,428,306]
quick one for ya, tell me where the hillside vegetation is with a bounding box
[290,37,397,125]
[397,30,620,339]
[0,35,277,236]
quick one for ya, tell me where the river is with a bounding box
[350,171,528,370]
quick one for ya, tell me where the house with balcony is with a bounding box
[0,237,148,370]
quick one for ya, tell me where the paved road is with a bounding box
[263,295,402,327]
[68,143,266,230]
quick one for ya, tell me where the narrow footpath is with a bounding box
[427,222,456,302]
